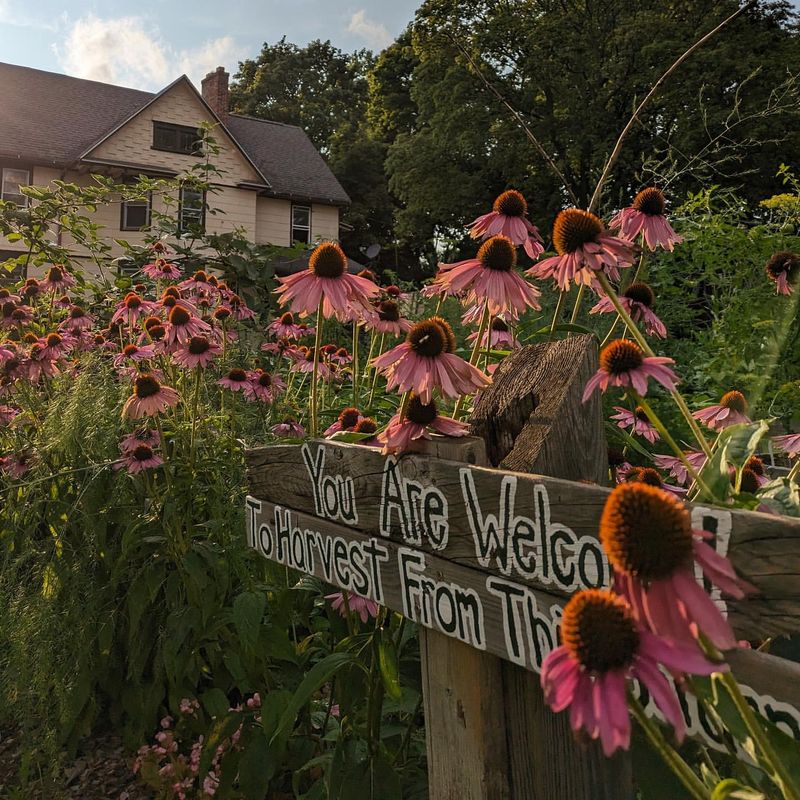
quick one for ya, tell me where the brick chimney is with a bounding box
[201,66,229,119]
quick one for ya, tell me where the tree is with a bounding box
[230,39,398,263]
[374,0,800,270]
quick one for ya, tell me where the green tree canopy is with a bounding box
[373,0,800,269]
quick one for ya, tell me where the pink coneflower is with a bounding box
[38,332,73,360]
[0,451,32,478]
[372,318,490,404]
[114,342,157,367]
[179,270,215,294]
[468,190,544,259]
[40,265,76,293]
[243,369,286,403]
[112,292,158,328]
[228,294,256,321]
[260,338,299,359]
[142,258,181,281]
[741,456,768,489]
[773,433,800,458]
[609,188,683,252]
[653,450,707,487]
[378,395,469,455]
[20,278,41,302]
[600,482,755,650]
[324,407,364,436]
[589,283,667,339]
[624,465,686,497]
[120,427,160,453]
[352,418,380,447]
[611,406,660,443]
[435,236,541,318]
[330,347,351,366]
[582,339,679,402]
[218,368,250,392]
[272,418,305,438]
[541,589,719,756]
[122,373,180,419]
[291,347,332,379]
[60,305,95,332]
[172,335,221,369]
[366,300,412,336]
[275,241,379,320]
[268,311,306,339]
[325,591,379,623]
[692,390,750,431]
[0,405,19,425]
[0,288,20,304]
[25,343,60,382]
[765,251,800,296]
[466,317,519,351]
[6,305,33,328]
[527,209,635,290]
[163,305,211,346]
[159,289,199,317]
[117,443,164,474]
[384,284,410,302]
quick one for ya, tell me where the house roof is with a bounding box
[0,62,349,207]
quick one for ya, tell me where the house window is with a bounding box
[152,121,202,155]
[178,185,205,235]
[120,191,151,231]
[292,204,311,244]
[1,168,30,207]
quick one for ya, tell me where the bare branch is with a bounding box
[447,31,580,204]
[587,1,757,214]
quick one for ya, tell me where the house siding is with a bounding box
[311,203,339,243]
[255,197,291,247]
[86,81,263,187]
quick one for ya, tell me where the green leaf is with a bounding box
[233,591,267,653]
[725,420,770,470]
[604,421,655,461]
[202,687,231,719]
[328,430,380,443]
[523,322,597,340]
[237,727,274,799]
[377,631,402,700]
[711,779,765,799]
[756,478,800,517]
[271,652,358,744]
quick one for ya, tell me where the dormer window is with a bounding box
[152,121,202,155]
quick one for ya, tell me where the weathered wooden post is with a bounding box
[419,334,631,800]
[243,332,800,799]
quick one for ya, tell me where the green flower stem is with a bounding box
[398,390,412,423]
[628,693,711,800]
[597,272,712,460]
[787,458,800,484]
[632,391,714,499]
[707,654,800,800]
[310,298,324,437]
[601,240,647,347]
[367,332,386,411]
[453,301,490,420]
[549,290,566,339]
[188,367,202,470]
[569,283,586,324]
[352,320,360,406]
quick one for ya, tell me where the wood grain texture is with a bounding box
[470,335,607,482]
[414,441,512,800]
[470,335,630,800]
[245,440,800,640]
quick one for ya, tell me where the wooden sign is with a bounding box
[246,440,800,641]
[245,338,800,800]
[245,439,800,749]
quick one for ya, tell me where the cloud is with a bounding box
[0,0,58,30]
[53,14,242,91]
[347,9,392,50]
